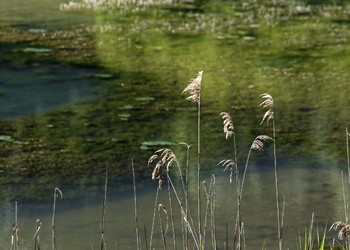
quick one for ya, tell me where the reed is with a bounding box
[33,219,41,250]
[347,127,350,184]
[100,169,108,250]
[158,203,168,249]
[183,70,203,248]
[52,188,62,250]
[259,93,283,250]
[179,141,191,250]
[132,159,141,250]
[218,111,241,249]
[148,148,200,249]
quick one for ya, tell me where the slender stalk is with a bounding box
[33,219,41,250]
[52,188,62,250]
[347,127,350,184]
[158,204,168,250]
[100,169,108,250]
[150,187,160,250]
[232,132,241,250]
[166,172,200,250]
[210,175,217,250]
[197,96,202,249]
[144,223,149,250]
[225,222,228,250]
[272,120,282,250]
[182,143,191,250]
[341,171,349,223]
[167,178,177,250]
[132,159,141,250]
[202,177,214,249]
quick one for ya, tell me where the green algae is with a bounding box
[0,0,350,201]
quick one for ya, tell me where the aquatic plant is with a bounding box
[33,219,42,250]
[132,159,141,250]
[59,0,179,12]
[330,221,350,240]
[183,70,203,248]
[259,93,283,250]
[52,188,62,250]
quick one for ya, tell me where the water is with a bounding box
[0,64,100,118]
[1,0,350,249]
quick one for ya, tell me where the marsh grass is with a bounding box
[5,73,350,250]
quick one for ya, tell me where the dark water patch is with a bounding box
[0,63,101,118]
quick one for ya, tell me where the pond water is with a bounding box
[1,0,350,249]
[0,64,100,118]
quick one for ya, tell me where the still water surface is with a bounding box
[1,0,350,248]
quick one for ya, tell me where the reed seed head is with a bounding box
[259,93,274,125]
[219,112,234,140]
[148,148,178,189]
[218,159,237,183]
[182,71,203,103]
[330,221,350,240]
[251,135,272,151]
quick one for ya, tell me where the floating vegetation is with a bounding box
[134,96,155,102]
[140,140,174,150]
[59,0,180,12]
[22,47,52,53]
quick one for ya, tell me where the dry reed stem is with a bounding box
[179,142,191,250]
[10,223,19,250]
[52,188,62,250]
[166,177,177,250]
[158,203,168,250]
[150,187,160,250]
[33,219,41,250]
[346,127,350,184]
[100,169,108,250]
[219,111,242,249]
[183,71,203,248]
[259,93,282,250]
[132,159,141,250]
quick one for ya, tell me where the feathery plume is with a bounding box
[251,135,272,151]
[182,71,203,103]
[259,93,274,125]
[219,112,234,139]
[218,159,237,183]
[330,221,350,240]
[148,148,178,189]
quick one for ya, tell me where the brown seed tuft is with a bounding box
[251,135,272,151]
[330,221,350,240]
[219,112,234,140]
[259,93,274,125]
[182,71,203,103]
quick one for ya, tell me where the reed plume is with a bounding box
[330,221,350,240]
[259,93,283,250]
[149,148,200,249]
[219,111,244,249]
[182,71,202,103]
[183,71,203,248]
[219,112,234,140]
